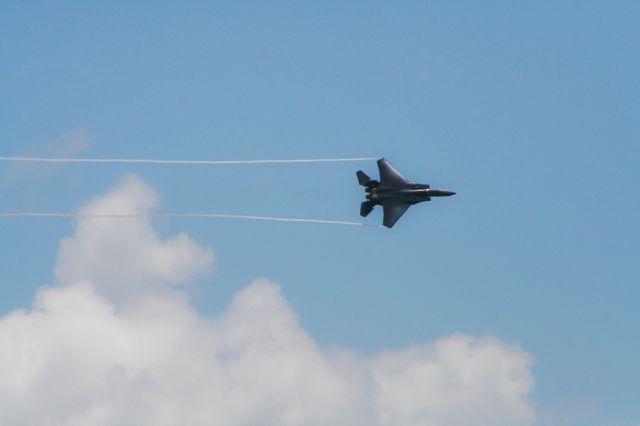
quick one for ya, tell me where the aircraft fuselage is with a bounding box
[365,185,455,205]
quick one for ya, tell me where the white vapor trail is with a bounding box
[0,212,379,227]
[0,156,377,165]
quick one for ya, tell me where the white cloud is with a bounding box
[53,127,93,157]
[0,176,535,426]
[55,175,214,302]
[1,126,93,182]
[371,335,534,426]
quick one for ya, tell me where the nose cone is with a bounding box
[429,189,456,197]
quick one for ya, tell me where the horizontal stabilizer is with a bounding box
[357,170,379,188]
[357,170,371,186]
[360,201,375,217]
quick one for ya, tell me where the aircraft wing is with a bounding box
[382,201,411,228]
[377,158,408,186]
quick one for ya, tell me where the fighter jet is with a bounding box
[357,158,455,228]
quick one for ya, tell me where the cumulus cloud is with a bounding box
[55,175,214,302]
[0,176,535,426]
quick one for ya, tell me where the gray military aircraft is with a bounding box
[357,158,455,228]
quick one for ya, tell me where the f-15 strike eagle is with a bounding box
[357,158,455,228]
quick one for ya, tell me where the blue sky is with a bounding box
[1,2,639,425]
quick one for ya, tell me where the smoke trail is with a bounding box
[0,156,377,165]
[0,212,380,227]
